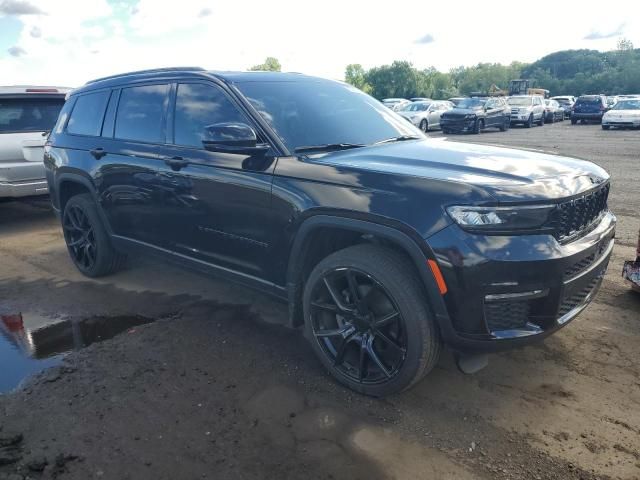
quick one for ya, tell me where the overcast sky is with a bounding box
[1,0,639,88]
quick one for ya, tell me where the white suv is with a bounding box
[507,95,546,128]
[0,86,70,198]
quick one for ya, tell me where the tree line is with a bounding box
[250,41,640,99]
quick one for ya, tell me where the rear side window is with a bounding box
[0,97,65,133]
[115,84,169,143]
[174,83,249,148]
[67,91,110,136]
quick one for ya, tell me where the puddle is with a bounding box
[0,312,153,394]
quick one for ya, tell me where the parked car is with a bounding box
[544,99,565,123]
[507,95,546,127]
[382,98,410,111]
[45,68,615,396]
[0,86,69,198]
[397,100,453,132]
[410,97,431,102]
[550,96,574,119]
[622,228,640,293]
[601,98,640,129]
[617,94,640,100]
[571,95,608,124]
[440,96,510,134]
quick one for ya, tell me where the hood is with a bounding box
[310,139,609,202]
[442,108,480,117]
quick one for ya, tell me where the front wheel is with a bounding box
[571,118,578,125]
[537,113,545,126]
[525,115,533,128]
[62,193,127,277]
[473,119,484,134]
[303,245,441,397]
[602,125,610,130]
[419,119,429,132]
[499,117,509,132]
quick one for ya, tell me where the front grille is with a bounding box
[484,300,530,331]
[557,274,602,318]
[511,108,519,114]
[549,184,609,242]
[564,252,596,279]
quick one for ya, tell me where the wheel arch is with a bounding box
[285,214,450,331]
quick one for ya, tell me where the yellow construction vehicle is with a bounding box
[509,79,549,98]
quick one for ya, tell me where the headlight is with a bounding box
[446,205,555,232]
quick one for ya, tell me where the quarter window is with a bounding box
[66,91,110,136]
[115,84,169,143]
[174,83,249,148]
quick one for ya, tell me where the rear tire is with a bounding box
[61,193,127,277]
[499,117,509,132]
[303,244,441,397]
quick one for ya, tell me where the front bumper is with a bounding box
[441,117,475,133]
[602,119,640,128]
[572,112,604,121]
[426,211,616,352]
[510,113,532,123]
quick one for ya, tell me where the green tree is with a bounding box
[344,64,373,94]
[249,57,281,72]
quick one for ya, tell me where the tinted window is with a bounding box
[237,81,418,151]
[455,98,486,109]
[0,97,65,133]
[576,96,601,105]
[115,84,168,143]
[174,83,248,148]
[67,91,110,136]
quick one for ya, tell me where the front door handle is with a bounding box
[164,156,188,171]
[90,148,107,160]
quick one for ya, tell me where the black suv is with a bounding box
[440,96,510,134]
[45,68,615,397]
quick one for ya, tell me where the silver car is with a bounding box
[397,100,454,132]
[381,98,411,112]
[1,86,70,198]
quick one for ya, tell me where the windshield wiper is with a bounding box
[374,135,422,145]
[294,143,366,154]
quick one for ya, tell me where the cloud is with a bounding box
[29,25,41,37]
[0,0,44,15]
[7,45,27,56]
[584,23,625,40]
[198,7,211,17]
[414,33,435,44]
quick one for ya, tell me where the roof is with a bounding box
[0,86,71,96]
[74,67,333,96]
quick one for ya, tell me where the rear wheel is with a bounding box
[62,193,126,277]
[303,245,441,397]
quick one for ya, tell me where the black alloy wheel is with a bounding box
[63,203,97,271]
[303,245,441,397]
[309,267,407,385]
[62,193,126,277]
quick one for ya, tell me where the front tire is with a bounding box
[62,193,126,277]
[525,114,533,128]
[419,119,429,132]
[571,118,577,125]
[537,113,545,126]
[473,119,484,134]
[303,245,441,397]
[602,125,610,130]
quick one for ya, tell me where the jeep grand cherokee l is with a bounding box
[44,68,615,397]
[1,86,69,198]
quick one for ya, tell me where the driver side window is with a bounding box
[174,83,250,148]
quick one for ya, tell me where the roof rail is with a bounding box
[86,67,206,85]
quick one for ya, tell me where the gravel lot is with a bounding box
[0,122,638,480]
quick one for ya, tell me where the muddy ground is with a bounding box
[0,123,638,480]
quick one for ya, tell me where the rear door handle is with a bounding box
[164,156,188,171]
[90,148,107,160]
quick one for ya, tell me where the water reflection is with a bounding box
[0,313,152,393]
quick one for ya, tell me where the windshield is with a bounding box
[0,97,64,133]
[613,100,640,110]
[454,98,485,109]
[576,97,601,105]
[236,80,419,151]
[402,102,430,112]
[507,97,532,106]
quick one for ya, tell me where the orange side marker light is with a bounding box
[427,259,448,295]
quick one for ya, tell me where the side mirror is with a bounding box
[202,122,268,155]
